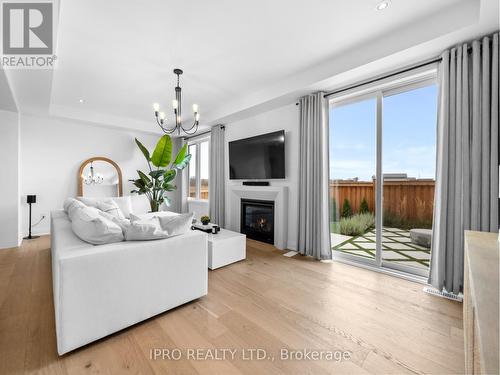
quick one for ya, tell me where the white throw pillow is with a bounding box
[63,198,87,218]
[158,212,194,237]
[77,197,125,220]
[124,214,169,241]
[71,206,124,245]
[99,210,131,233]
[109,196,133,218]
[133,211,178,220]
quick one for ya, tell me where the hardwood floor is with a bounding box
[0,236,464,374]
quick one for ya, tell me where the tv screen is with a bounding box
[229,130,285,180]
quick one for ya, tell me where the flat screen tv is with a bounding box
[229,130,285,179]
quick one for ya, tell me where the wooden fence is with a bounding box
[329,180,435,223]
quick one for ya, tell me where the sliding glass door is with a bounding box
[329,72,438,278]
[329,97,378,265]
[381,84,437,275]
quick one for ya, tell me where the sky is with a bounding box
[329,84,438,181]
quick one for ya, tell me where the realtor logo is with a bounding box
[2,2,52,54]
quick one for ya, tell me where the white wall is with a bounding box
[20,114,182,236]
[224,103,299,250]
[0,110,21,248]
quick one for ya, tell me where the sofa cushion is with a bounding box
[159,212,194,237]
[99,210,131,233]
[77,197,126,220]
[124,214,169,241]
[63,198,87,218]
[71,206,124,245]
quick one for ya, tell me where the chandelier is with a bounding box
[153,68,200,135]
[82,162,104,185]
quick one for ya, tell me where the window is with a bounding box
[187,138,210,200]
[328,68,438,278]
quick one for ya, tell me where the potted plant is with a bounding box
[130,135,191,212]
[200,215,210,225]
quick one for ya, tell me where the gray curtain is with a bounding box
[297,92,332,260]
[209,124,225,227]
[429,33,499,294]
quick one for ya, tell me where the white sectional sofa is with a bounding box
[50,209,208,355]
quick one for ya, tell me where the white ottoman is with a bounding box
[208,229,246,270]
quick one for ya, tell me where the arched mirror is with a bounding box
[78,157,123,197]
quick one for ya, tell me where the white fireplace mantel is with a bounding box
[228,185,288,250]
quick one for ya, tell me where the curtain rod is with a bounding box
[182,124,225,140]
[323,57,442,99]
[322,35,496,100]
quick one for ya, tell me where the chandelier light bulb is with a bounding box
[172,100,178,109]
[153,103,160,112]
[82,162,104,185]
[192,104,199,113]
[195,113,200,121]
[159,112,166,120]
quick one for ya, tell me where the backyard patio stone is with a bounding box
[383,242,414,250]
[382,251,413,260]
[332,227,431,270]
[402,251,430,260]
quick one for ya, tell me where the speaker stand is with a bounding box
[23,202,39,240]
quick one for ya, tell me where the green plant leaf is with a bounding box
[135,138,150,161]
[149,170,164,179]
[174,154,191,170]
[163,169,176,183]
[151,135,172,167]
[137,170,151,186]
[174,143,188,166]
[131,178,145,188]
[162,182,177,191]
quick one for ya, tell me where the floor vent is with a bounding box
[283,251,298,257]
[423,286,463,302]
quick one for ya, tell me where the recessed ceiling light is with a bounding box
[376,1,390,10]
[79,99,84,103]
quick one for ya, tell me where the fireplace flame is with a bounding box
[257,217,267,230]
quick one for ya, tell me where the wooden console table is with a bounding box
[463,231,499,374]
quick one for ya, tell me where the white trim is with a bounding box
[329,64,438,105]
[187,197,209,203]
[333,255,428,285]
[375,92,383,266]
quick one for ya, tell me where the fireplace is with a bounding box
[240,199,274,244]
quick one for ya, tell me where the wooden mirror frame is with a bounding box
[78,157,123,197]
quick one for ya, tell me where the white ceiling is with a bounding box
[4,0,499,135]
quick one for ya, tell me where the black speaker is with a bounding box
[27,195,36,204]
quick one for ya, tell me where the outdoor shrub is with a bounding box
[359,198,369,214]
[341,199,352,218]
[339,213,375,236]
